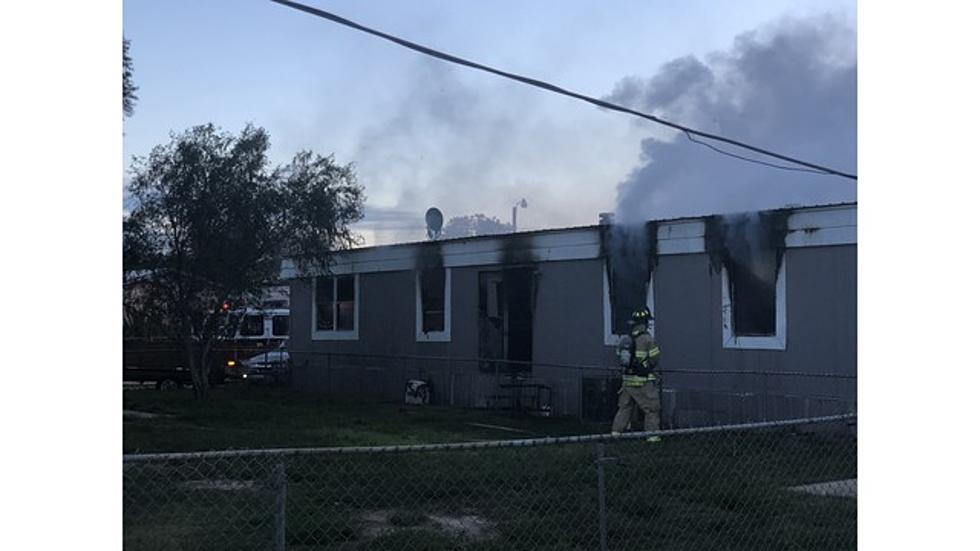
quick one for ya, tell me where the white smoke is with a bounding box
[350,59,643,244]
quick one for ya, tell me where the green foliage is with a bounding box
[123,37,138,117]
[441,213,512,239]
[123,124,365,396]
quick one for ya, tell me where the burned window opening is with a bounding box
[728,251,779,336]
[601,223,655,335]
[420,268,446,333]
[608,262,650,336]
[414,242,447,338]
[705,211,789,338]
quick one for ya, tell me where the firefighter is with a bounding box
[612,306,662,443]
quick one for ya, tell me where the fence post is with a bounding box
[273,461,287,551]
[450,372,456,407]
[762,371,769,422]
[595,443,610,551]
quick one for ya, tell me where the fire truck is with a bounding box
[123,308,289,389]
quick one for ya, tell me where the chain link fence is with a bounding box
[124,414,856,550]
[287,350,856,423]
[124,343,855,425]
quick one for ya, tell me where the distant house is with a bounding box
[282,203,856,426]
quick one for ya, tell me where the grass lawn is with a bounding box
[124,384,605,454]
[124,385,856,550]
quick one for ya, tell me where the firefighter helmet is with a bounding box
[631,306,652,325]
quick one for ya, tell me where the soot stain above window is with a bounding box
[601,222,656,334]
[705,210,789,337]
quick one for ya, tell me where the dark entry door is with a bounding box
[479,268,534,372]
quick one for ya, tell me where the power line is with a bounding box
[683,132,828,175]
[270,0,858,181]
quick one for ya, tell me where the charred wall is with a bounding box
[652,242,856,425]
[600,222,658,334]
[286,212,855,422]
[477,233,540,372]
[704,210,790,336]
[415,242,447,334]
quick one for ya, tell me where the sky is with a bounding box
[123,0,856,245]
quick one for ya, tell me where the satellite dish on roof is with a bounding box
[425,207,444,240]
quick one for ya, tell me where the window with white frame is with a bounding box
[416,267,451,341]
[602,263,655,346]
[721,255,786,350]
[313,274,358,339]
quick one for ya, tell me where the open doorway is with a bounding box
[478,268,535,373]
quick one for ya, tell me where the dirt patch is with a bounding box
[359,509,495,541]
[788,478,856,498]
[179,479,256,491]
[428,513,494,539]
[123,409,173,419]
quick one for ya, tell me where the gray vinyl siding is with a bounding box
[286,239,856,422]
[654,245,856,423]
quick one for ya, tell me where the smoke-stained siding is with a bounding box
[653,245,855,423]
[709,245,856,379]
[533,259,610,368]
[289,266,493,400]
[446,267,480,359]
[284,204,856,421]
[654,254,714,371]
[781,245,857,403]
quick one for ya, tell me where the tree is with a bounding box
[123,37,138,117]
[123,124,364,398]
[441,213,512,239]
